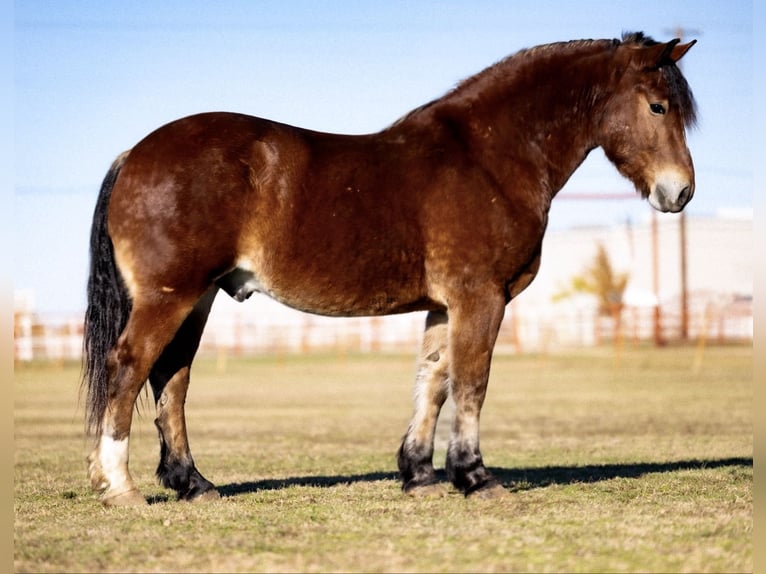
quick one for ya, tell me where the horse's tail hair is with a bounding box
[82,151,132,436]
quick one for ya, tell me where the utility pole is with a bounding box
[680,206,688,340]
[652,210,664,346]
[666,25,700,341]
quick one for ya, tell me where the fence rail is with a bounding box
[14,294,752,363]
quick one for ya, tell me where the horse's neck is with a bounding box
[429,43,614,200]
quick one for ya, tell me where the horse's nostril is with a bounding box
[678,185,692,206]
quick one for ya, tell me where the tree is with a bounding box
[554,243,629,316]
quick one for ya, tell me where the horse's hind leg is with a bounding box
[397,310,450,496]
[88,295,199,506]
[149,287,219,502]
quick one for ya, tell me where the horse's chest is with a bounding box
[506,249,542,300]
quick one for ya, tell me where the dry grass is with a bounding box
[14,345,752,572]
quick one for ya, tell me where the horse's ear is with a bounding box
[637,38,695,68]
[668,39,696,63]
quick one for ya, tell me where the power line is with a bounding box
[557,192,636,200]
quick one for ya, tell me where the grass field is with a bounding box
[14,345,752,573]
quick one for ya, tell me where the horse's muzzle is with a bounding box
[648,173,694,213]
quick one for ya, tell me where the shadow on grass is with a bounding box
[492,456,753,492]
[217,456,752,498]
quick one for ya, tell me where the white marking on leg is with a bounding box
[98,435,134,496]
[409,365,434,445]
[451,414,480,449]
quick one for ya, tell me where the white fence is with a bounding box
[14,291,752,363]
[15,214,752,362]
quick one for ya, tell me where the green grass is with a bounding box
[14,345,752,572]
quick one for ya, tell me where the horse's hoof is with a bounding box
[189,489,221,503]
[405,483,448,498]
[467,482,509,500]
[101,489,147,507]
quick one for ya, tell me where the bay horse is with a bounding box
[83,32,697,505]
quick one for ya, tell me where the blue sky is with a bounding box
[14,0,753,314]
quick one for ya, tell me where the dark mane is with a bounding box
[391,38,613,126]
[392,33,697,129]
[450,38,613,96]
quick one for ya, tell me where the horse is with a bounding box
[83,31,697,505]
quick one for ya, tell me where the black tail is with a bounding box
[82,152,132,436]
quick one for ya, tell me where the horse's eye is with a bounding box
[650,103,666,115]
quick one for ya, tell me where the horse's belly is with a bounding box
[219,254,430,318]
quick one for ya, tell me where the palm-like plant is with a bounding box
[554,243,629,316]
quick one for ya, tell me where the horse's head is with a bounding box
[599,34,697,213]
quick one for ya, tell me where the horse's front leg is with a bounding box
[398,310,450,496]
[445,292,508,498]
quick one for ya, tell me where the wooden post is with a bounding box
[680,210,689,339]
[666,24,700,342]
[652,211,664,346]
